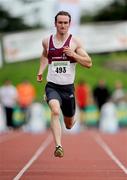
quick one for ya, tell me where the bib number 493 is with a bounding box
[51,61,70,74]
[55,67,66,73]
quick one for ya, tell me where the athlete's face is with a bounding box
[55,15,70,35]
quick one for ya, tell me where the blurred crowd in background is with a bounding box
[0,78,127,134]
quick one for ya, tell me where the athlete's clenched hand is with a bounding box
[63,46,76,58]
[37,74,43,82]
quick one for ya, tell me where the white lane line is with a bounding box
[13,134,53,180]
[94,134,127,175]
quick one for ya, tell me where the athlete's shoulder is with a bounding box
[42,36,49,45]
[71,35,82,44]
[71,35,83,49]
[42,35,52,48]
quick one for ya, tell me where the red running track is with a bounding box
[0,129,127,180]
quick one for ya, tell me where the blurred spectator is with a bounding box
[93,79,110,110]
[75,80,91,126]
[0,103,7,132]
[83,92,99,127]
[99,96,119,133]
[0,79,18,128]
[17,79,36,124]
[112,80,127,127]
[23,101,47,133]
[112,80,126,104]
[75,80,90,109]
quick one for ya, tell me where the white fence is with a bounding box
[1,21,127,64]
[2,29,51,63]
[80,21,127,53]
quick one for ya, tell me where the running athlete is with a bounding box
[37,11,92,158]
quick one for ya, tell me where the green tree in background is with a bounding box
[94,0,127,21]
[81,0,127,23]
[0,5,42,32]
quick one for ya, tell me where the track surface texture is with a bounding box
[0,129,127,180]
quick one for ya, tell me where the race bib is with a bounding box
[51,61,70,74]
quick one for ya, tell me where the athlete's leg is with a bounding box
[48,99,62,146]
[64,116,76,129]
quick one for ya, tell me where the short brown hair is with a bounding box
[55,11,71,23]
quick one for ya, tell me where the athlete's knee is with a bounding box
[64,117,74,129]
[66,123,73,129]
[51,107,60,117]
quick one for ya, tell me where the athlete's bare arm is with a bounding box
[37,38,48,82]
[63,37,92,68]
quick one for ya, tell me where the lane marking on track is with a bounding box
[93,134,127,175]
[0,132,23,144]
[13,134,53,180]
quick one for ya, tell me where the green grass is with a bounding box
[0,52,127,100]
